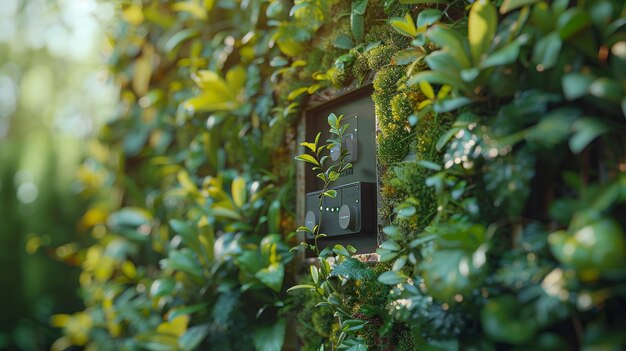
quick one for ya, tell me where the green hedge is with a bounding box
[55,0,626,350]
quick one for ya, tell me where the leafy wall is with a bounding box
[55,0,626,350]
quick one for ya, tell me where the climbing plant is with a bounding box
[55,0,626,350]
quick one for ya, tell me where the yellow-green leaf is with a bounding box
[419,80,435,99]
[295,153,320,166]
[226,65,246,94]
[183,92,237,112]
[287,87,309,101]
[172,1,207,20]
[468,0,498,63]
[418,100,432,110]
[390,13,418,37]
[132,45,154,96]
[307,84,321,94]
[122,4,144,25]
[437,85,452,99]
[192,70,232,98]
[177,170,198,195]
[203,0,214,10]
[231,177,247,208]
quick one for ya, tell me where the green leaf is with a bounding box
[417,160,442,171]
[390,13,418,37]
[481,296,538,344]
[377,249,400,262]
[469,0,497,63]
[533,32,562,70]
[408,235,437,248]
[310,265,319,284]
[211,206,242,220]
[569,117,611,154]
[588,77,624,103]
[397,206,416,217]
[327,113,338,128]
[480,35,528,69]
[416,9,443,27]
[342,319,366,332]
[425,50,464,72]
[286,284,316,293]
[378,271,408,285]
[330,258,374,280]
[392,47,426,65]
[295,153,320,166]
[351,0,368,42]
[526,108,578,147]
[255,263,285,292]
[383,226,402,240]
[164,29,199,54]
[333,244,351,257]
[434,97,473,112]
[267,200,281,234]
[150,278,175,298]
[562,73,594,100]
[334,33,355,49]
[169,219,200,252]
[253,319,286,351]
[107,207,152,230]
[352,0,368,14]
[237,250,264,273]
[408,70,468,92]
[179,324,210,351]
[427,25,471,69]
[392,255,408,271]
[323,190,337,198]
[170,219,194,238]
[557,8,590,40]
[380,240,401,251]
[168,303,209,321]
[160,249,203,279]
[500,0,540,14]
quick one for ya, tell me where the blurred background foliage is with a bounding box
[0,0,117,349]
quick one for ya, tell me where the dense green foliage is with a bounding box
[56,0,626,350]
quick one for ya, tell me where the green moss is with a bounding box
[366,45,395,70]
[364,24,411,49]
[373,66,404,93]
[390,93,414,124]
[373,66,411,166]
[364,0,386,23]
[392,323,414,351]
[378,128,412,165]
[329,53,356,87]
[352,53,370,81]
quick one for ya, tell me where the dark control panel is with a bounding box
[302,85,379,254]
[304,182,377,238]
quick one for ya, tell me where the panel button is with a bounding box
[338,204,357,230]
